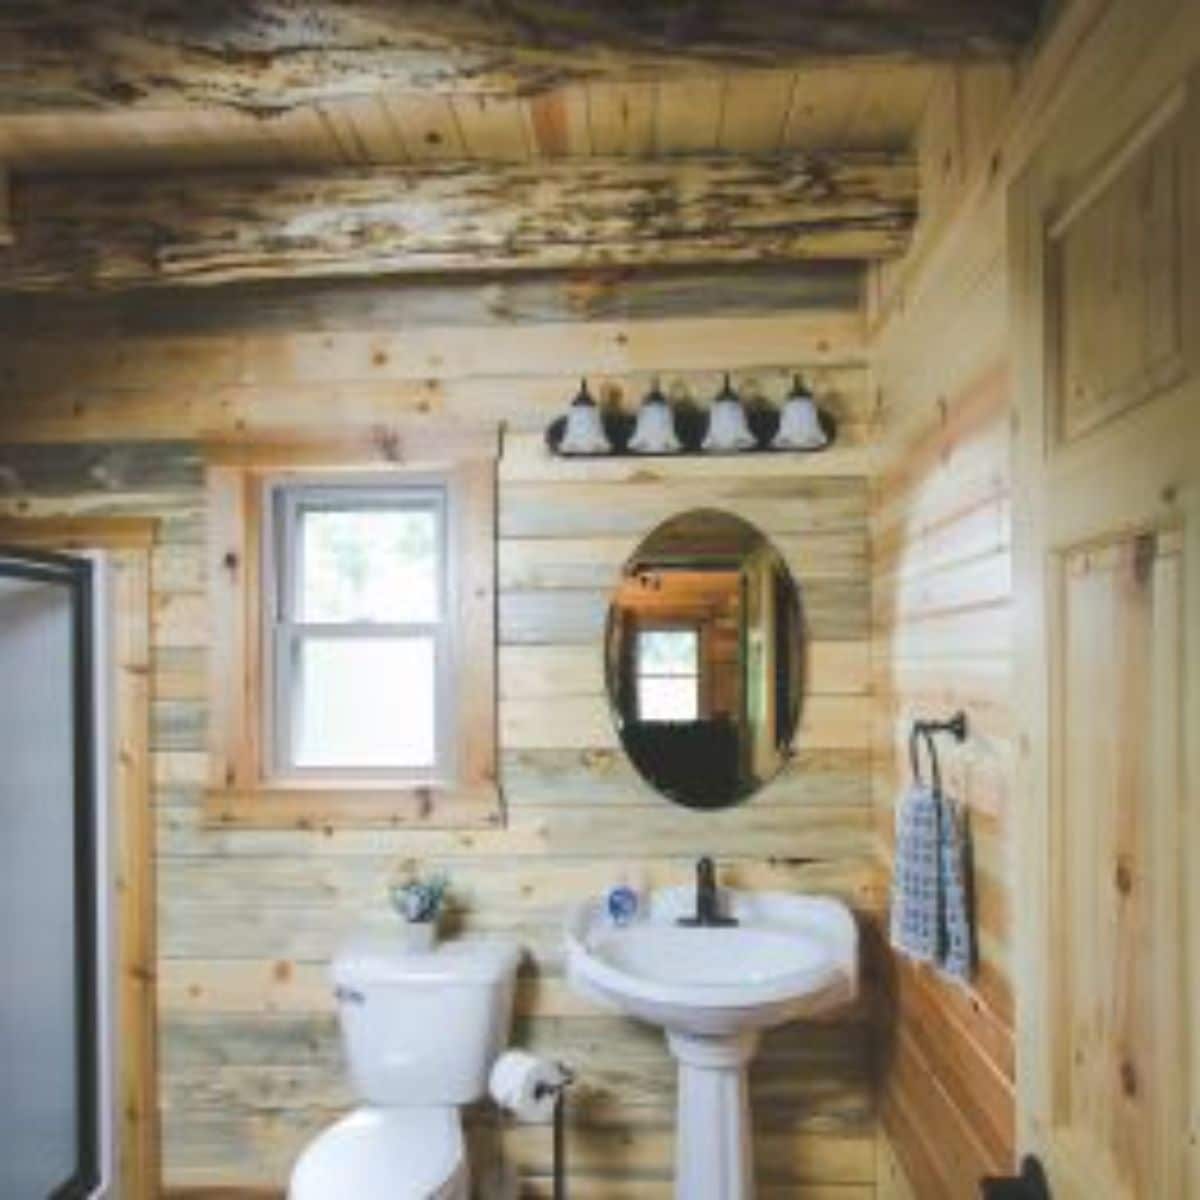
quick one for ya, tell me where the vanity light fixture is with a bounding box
[702,374,757,453]
[772,374,829,450]
[545,372,836,458]
[557,377,613,455]
[628,378,682,454]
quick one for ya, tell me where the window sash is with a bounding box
[635,627,701,721]
[636,628,701,676]
[264,477,456,783]
[274,484,447,626]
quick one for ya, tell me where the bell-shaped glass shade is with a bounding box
[702,377,756,452]
[557,381,612,455]
[628,386,681,454]
[772,379,828,450]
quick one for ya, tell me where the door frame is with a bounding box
[0,517,160,1200]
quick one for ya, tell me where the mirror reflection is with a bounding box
[605,509,805,810]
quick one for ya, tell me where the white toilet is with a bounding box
[289,928,521,1200]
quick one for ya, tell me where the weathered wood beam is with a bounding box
[0,2,1046,113]
[0,154,916,292]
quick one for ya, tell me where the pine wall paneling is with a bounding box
[866,0,1200,1193]
[867,63,1019,1200]
[0,279,879,1195]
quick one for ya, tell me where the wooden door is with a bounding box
[1010,68,1200,1199]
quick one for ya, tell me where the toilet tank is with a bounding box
[331,929,521,1106]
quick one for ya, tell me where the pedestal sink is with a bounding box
[564,884,857,1200]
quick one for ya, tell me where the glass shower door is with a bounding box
[0,548,100,1199]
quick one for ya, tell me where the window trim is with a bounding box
[201,436,500,830]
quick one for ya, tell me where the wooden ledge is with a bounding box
[202,783,503,831]
[0,515,158,550]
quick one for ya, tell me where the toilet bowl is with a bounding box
[288,928,520,1199]
[289,1107,467,1200]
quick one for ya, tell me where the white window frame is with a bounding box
[262,473,459,786]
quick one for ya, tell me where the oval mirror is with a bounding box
[604,509,805,810]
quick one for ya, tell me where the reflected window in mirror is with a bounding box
[606,510,804,811]
[636,628,701,722]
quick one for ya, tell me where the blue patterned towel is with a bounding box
[889,784,942,963]
[889,784,976,980]
[938,796,975,982]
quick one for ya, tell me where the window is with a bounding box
[202,438,498,829]
[266,480,452,780]
[636,628,701,721]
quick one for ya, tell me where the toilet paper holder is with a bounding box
[491,1055,575,1199]
[545,1064,574,1200]
[534,1060,575,1100]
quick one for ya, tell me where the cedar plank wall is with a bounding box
[0,271,880,1196]
[866,66,1022,1197]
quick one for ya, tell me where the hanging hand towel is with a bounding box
[889,783,942,963]
[937,795,975,982]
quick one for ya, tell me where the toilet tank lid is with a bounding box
[332,929,521,988]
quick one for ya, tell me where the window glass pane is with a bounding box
[638,629,698,675]
[301,507,438,623]
[638,676,699,722]
[0,574,84,1195]
[293,636,436,769]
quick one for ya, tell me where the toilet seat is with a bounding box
[288,1106,467,1200]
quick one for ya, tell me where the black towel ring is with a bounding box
[909,711,969,795]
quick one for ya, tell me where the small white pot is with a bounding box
[398,921,438,953]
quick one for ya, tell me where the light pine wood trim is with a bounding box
[201,784,502,830]
[206,464,254,792]
[110,549,159,1200]
[0,154,917,292]
[0,515,157,549]
[0,520,158,1199]
[454,458,499,797]
[201,425,499,469]
[204,437,501,829]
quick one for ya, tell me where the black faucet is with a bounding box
[676,856,739,927]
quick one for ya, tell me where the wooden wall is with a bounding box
[866,63,1020,1198]
[866,0,1200,1191]
[0,270,881,1196]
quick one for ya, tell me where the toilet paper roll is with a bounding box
[489,1049,568,1123]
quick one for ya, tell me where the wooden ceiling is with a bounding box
[0,66,936,175]
[0,2,1049,291]
[0,2,1042,113]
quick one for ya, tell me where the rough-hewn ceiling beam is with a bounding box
[0,153,917,293]
[0,2,1045,113]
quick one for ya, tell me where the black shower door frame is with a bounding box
[0,546,100,1200]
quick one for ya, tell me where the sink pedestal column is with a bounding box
[666,1029,760,1200]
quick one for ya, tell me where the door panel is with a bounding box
[1051,96,1188,444]
[1049,535,1183,1198]
[1012,62,1199,1200]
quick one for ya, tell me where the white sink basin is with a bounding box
[565,886,857,1036]
[564,885,858,1200]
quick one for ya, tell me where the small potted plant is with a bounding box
[389,871,449,953]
